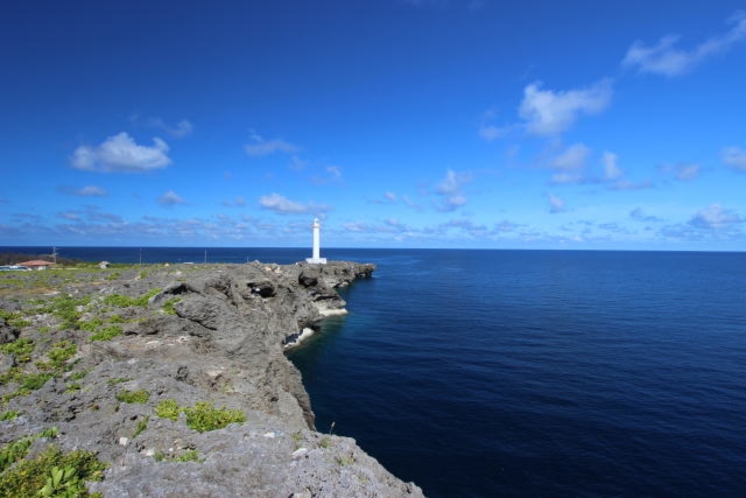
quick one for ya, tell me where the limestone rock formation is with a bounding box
[0,261,423,497]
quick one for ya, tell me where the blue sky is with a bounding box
[2,0,745,250]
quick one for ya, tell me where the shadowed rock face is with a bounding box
[0,261,424,497]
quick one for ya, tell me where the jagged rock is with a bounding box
[0,261,424,497]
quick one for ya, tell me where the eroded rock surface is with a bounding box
[0,261,423,497]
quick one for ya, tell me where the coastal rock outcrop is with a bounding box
[0,261,423,497]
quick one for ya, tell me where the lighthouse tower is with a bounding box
[306,218,327,264]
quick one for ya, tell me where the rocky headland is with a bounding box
[0,261,424,497]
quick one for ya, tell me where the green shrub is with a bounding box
[174,450,202,463]
[47,340,77,369]
[103,288,161,308]
[89,325,122,342]
[0,427,58,473]
[184,401,246,433]
[155,399,181,421]
[162,298,181,315]
[0,338,35,364]
[20,372,54,392]
[133,417,149,438]
[115,389,149,404]
[0,437,34,473]
[0,367,21,386]
[0,445,105,497]
[78,318,104,332]
[134,288,161,307]
[46,295,90,330]
[0,410,20,421]
[68,370,87,381]
[0,310,31,329]
[154,449,202,463]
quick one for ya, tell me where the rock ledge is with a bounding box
[0,261,424,497]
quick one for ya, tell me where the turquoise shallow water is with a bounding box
[6,247,746,496]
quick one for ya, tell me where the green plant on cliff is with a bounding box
[36,340,77,371]
[133,416,149,438]
[0,310,31,329]
[162,298,181,315]
[155,399,181,421]
[115,389,149,404]
[0,338,35,364]
[103,288,162,309]
[43,295,91,330]
[0,445,106,498]
[89,325,122,342]
[183,401,246,433]
[0,427,59,473]
[0,410,20,421]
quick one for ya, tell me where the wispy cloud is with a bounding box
[660,162,701,181]
[312,165,343,184]
[548,193,567,213]
[133,114,194,138]
[435,169,473,212]
[622,11,746,77]
[222,196,246,207]
[722,146,746,171]
[58,185,109,197]
[57,205,123,223]
[245,130,299,157]
[518,79,613,136]
[602,151,622,180]
[71,132,171,173]
[258,193,329,215]
[158,190,186,207]
[549,143,589,184]
[630,207,662,222]
[688,203,742,230]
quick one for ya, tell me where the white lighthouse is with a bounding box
[306,218,327,264]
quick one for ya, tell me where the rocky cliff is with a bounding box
[0,261,424,497]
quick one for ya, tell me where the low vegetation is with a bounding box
[155,399,246,432]
[115,389,150,404]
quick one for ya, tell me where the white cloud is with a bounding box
[602,151,622,180]
[76,185,108,197]
[688,203,742,229]
[674,163,701,181]
[258,193,329,215]
[610,179,653,191]
[518,79,613,136]
[630,207,661,222]
[622,11,746,77]
[436,169,473,212]
[478,124,506,141]
[552,143,589,171]
[245,130,299,157]
[159,119,193,138]
[547,144,589,184]
[158,190,186,206]
[71,132,171,173]
[548,193,567,213]
[313,165,342,184]
[722,146,746,171]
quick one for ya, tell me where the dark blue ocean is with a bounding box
[4,247,746,496]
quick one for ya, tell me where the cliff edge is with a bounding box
[0,261,424,497]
